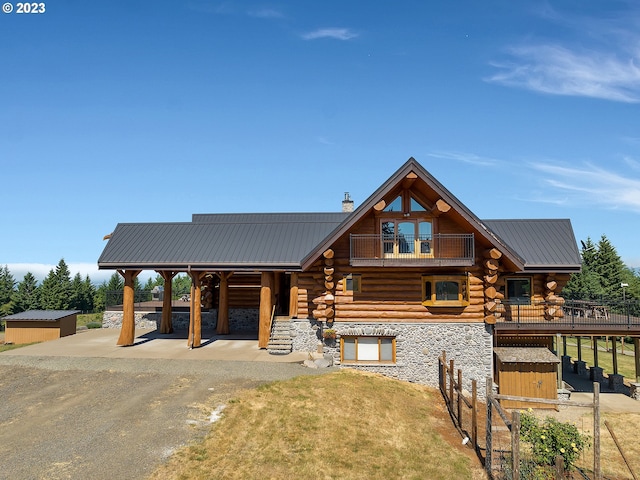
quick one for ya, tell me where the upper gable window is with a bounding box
[410,197,427,212]
[384,196,403,212]
[383,193,428,213]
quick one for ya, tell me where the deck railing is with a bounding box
[495,299,640,330]
[349,233,474,266]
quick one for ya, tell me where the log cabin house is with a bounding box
[98,158,582,392]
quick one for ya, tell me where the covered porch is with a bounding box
[112,269,300,350]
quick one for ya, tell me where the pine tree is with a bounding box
[11,272,40,313]
[39,259,73,310]
[0,265,16,316]
[595,235,625,300]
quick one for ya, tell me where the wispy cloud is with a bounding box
[487,44,640,103]
[530,162,640,212]
[426,150,501,167]
[486,8,640,103]
[247,8,284,19]
[301,28,358,41]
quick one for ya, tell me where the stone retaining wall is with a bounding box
[102,308,259,332]
[291,319,493,397]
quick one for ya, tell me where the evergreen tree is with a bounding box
[11,272,40,313]
[595,236,626,300]
[39,259,73,310]
[0,265,16,316]
[69,273,95,312]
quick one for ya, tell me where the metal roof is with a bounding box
[98,160,581,273]
[2,310,80,321]
[483,219,581,272]
[193,212,351,223]
[300,158,527,271]
[98,214,349,271]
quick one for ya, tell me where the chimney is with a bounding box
[342,192,354,213]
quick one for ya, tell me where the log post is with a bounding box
[634,338,640,383]
[511,410,520,480]
[187,272,204,348]
[258,272,274,349]
[159,271,176,334]
[216,272,232,335]
[289,272,299,318]
[117,270,141,346]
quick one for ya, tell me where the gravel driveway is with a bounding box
[0,353,332,480]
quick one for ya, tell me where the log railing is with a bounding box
[350,233,474,266]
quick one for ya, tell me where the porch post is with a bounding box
[159,271,177,334]
[259,272,274,349]
[612,336,618,375]
[117,269,141,346]
[216,272,232,335]
[187,272,203,348]
[289,272,299,318]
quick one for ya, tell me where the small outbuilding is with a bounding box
[494,347,560,409]
[2,310,79,344]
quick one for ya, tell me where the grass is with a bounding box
[0,341,39,352]
[77,313,102,328]
[148,370,486,480]
[564,336,638,381]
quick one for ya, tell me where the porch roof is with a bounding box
[98,214,350,272]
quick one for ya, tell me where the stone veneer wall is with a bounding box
[102,308,259,332]
[291,319,493,398]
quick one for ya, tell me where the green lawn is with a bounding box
[563,336,639,381]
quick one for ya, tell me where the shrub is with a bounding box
[86,322,102,329]
[520,410,589,471]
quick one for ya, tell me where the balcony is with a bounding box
[349,233,475,267]
[494,300,640,335]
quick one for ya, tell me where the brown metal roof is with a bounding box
[484,219,582,272]
[98,215,348,271]
[2,310,80,321]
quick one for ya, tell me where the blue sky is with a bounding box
[1,0,639,284]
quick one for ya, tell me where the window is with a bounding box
[343,273,361,293]
[507,277,531,305]
[341,336,396,363]
[381,219,432,256]
[422,275,470,307]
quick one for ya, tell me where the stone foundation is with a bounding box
[102,308,259,332]
[629,383,640,401]
[291,319,493,398]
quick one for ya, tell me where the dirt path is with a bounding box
[0,355,333,480]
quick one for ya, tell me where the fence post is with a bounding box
[511,410,520,480]
[457,368,462,428]
[449,359,454,409]
[555,456,564,479]
[472,379,478,452]
[594,382,601,480]
[485,377,492,476]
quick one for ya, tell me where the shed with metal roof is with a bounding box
[3,310,79,344]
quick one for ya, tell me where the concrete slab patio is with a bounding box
[1,327,311,363]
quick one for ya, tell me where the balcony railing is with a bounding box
[349,233,474,267]
[494,300,640,333]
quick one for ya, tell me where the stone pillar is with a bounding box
[608,373,625,392]
[590,366,604,383]
[574,360,588,376]
[562,355,572,371]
